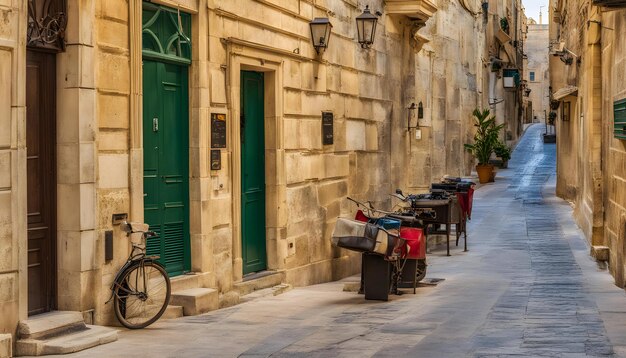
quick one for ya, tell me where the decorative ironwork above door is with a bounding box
[27,0,67,51]
[142,2,192,64]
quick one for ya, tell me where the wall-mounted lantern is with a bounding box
[417,101,424,119]
[481,0,489,12]
[524,88,531,96]
[356,5,378,48]
[309,17,333,55]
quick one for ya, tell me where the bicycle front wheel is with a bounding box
[113,261,171,329]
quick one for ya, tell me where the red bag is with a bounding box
[400,227,426,260]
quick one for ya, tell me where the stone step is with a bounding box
[169,273,200,293]
[161,305,184,320]
[18,311,86,340]
[16,325,117,356]
[234,271,285,296]
[170,288,218,316]
[240,284,292,304]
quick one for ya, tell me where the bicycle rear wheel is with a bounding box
[113,261,171,329]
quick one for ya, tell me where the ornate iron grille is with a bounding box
[27,0,67,51]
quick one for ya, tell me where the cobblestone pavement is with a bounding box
[50,124,626,358]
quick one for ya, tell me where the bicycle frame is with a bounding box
[105,228,162,304]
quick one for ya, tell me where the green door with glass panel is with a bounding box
[241,71,267,274]
[142,2,192,276]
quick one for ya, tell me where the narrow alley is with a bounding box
[40,124,626,358]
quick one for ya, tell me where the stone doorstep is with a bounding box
[239,284,293,304]
[169,273,201,293]
[234,271,285,296]
[170,288,218,316]
[18,311,86,340]
[16,325,117,356]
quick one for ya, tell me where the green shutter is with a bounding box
[614,98,626,140]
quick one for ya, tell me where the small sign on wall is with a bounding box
[210,149,221,170]
[322,111,333,145]
[211,113,227,148]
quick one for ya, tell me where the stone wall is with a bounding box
[525,24,549,122]
[0,0,27,348]
[0,0,511,340]
[551,0,626,287]
[600,9,626,286]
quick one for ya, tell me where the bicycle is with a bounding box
[106,221,171,329]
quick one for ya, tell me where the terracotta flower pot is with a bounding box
[476,164,493,184]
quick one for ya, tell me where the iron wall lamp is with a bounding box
[356,5,378,48]
[309,17,333,55]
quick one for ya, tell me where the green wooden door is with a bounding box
[241,71,267,274]
[143,60,190,276]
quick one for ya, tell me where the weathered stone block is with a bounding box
[0,333,11,358]
[346,120,366,150]
[324,155,349,179]
[210,63,226,104]
[283,60,301,88]
[284,89,302,115]
[96,52,129,93]
[212,226,233,255]
[98,154,128,189]
[97,93,128,129]
[0,50,11,147]
[317,180,347,207]
[301,92,330,117]
[211,196,232,227]
[97,19,128,50]
[98,131,127,152]
[99,0,128,22]
[95,189,129,230]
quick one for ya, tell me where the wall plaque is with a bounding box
[322,111,333,145]
[211,113,227,148]
[210,149,221,170]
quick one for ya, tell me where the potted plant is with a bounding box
[548,111,557,125]
[494,141,512,168]
[464,108,505,184]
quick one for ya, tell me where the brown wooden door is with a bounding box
[26,49,57,316]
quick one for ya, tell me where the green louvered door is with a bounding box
[142,2,191,276]
[143,60,190,276]
[241,71,267,274]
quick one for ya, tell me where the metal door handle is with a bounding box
[153,117,159,132]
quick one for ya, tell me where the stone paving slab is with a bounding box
[40,124,626,357]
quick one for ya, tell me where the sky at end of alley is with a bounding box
[523,0,550,24]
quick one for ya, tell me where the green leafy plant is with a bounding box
[548,111,557,125]
[500,17,509,34]
[464,108,505,165]
[494,141,511,162]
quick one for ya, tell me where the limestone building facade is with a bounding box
[0,0,526,352]
[549,0,626,286]
[524,24,549,124]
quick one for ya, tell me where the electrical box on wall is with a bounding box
[415,129,422,140]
